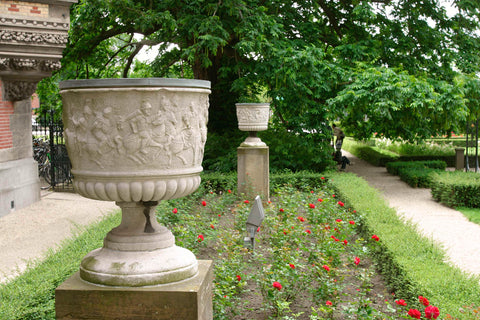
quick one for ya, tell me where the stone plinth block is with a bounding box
[237,146,269,201]
[55,260,213,320]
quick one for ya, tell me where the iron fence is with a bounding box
[33,109,73,191]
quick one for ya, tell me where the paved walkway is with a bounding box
[342,150,480,276]
[0,190,118,283]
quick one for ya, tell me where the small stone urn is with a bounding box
[60,78,210,287]
[236,103,270,147]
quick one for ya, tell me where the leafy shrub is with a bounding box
[260,126,335,173]
[430,171,480,208]
[386,160,446,175]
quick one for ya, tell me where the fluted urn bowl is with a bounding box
[235,103,270,147]
[60,78,210,287]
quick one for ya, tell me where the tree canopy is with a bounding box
[40,0,480,171]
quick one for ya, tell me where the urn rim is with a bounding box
[59,78,211,90]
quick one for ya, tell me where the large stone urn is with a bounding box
[60,78,210,287]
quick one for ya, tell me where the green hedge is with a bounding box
[201,171,328,194]
[328,172,480,318]
[342,138,399,166]
[398,155,455,167]
[397,167,439,188]
[430,171,480,208]
[386,160,447,175]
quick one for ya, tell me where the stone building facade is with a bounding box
[0,0,75,217]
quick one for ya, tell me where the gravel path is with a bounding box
[0,191,118,283]
[342,150,480,276]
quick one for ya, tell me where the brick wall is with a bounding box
[0,80,14,150]
[0,0,49,18]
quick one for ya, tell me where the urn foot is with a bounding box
[79,201,198,287]
[80,246,198,287]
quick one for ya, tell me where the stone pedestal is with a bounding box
[237,146,269,201]
[55,260,213,320]
[455,147,465,171]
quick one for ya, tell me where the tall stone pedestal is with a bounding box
[55,260,213,320]
[237,146,269,201]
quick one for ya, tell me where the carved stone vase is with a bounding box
[60,78,210,287]
[235,103,270,147]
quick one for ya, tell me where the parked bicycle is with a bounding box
[33,137,72,186]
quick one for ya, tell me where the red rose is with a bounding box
[172,208,178,214]
[332,194,336,198]
[322,265,330,272]
[273,281,282,290]
[395,299,407,306]
[371,234,379,241]
[236,275,241,281]
[197,234,204,242]
[335,219,342,223]
[305,229,312,234]
[338,201,345,207]
[210,224,215,229]
[201,200,207,206]
[297,216,305,222]
[309,203,315,208]
[257,227,260,232]
[289,263,295,269]
[318,198,323,202]
[227,189,232,193]
[343,239,348,245]
[349,220,355,225]
[419,296,430,306]
[407,309,421,319]
[244,200,250,204]
[321,177,325,180]
[354,257,360,265]
[326,300,332,306]
[425,305,439,319]
[279,208,285,213]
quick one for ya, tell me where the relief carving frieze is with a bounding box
[236,107,270,123]
[0,30,68,45]
[63,91,210,171]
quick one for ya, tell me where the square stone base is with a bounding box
[55,260,213,320]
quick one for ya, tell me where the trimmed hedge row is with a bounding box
[342,139,399,166]
[385,160,447,175]
[328,172,480,318]
[397,167,439,188]
[430,171,480,208]
[385,160,447,188]
[343,138,457,167]
[201,171,328,194]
